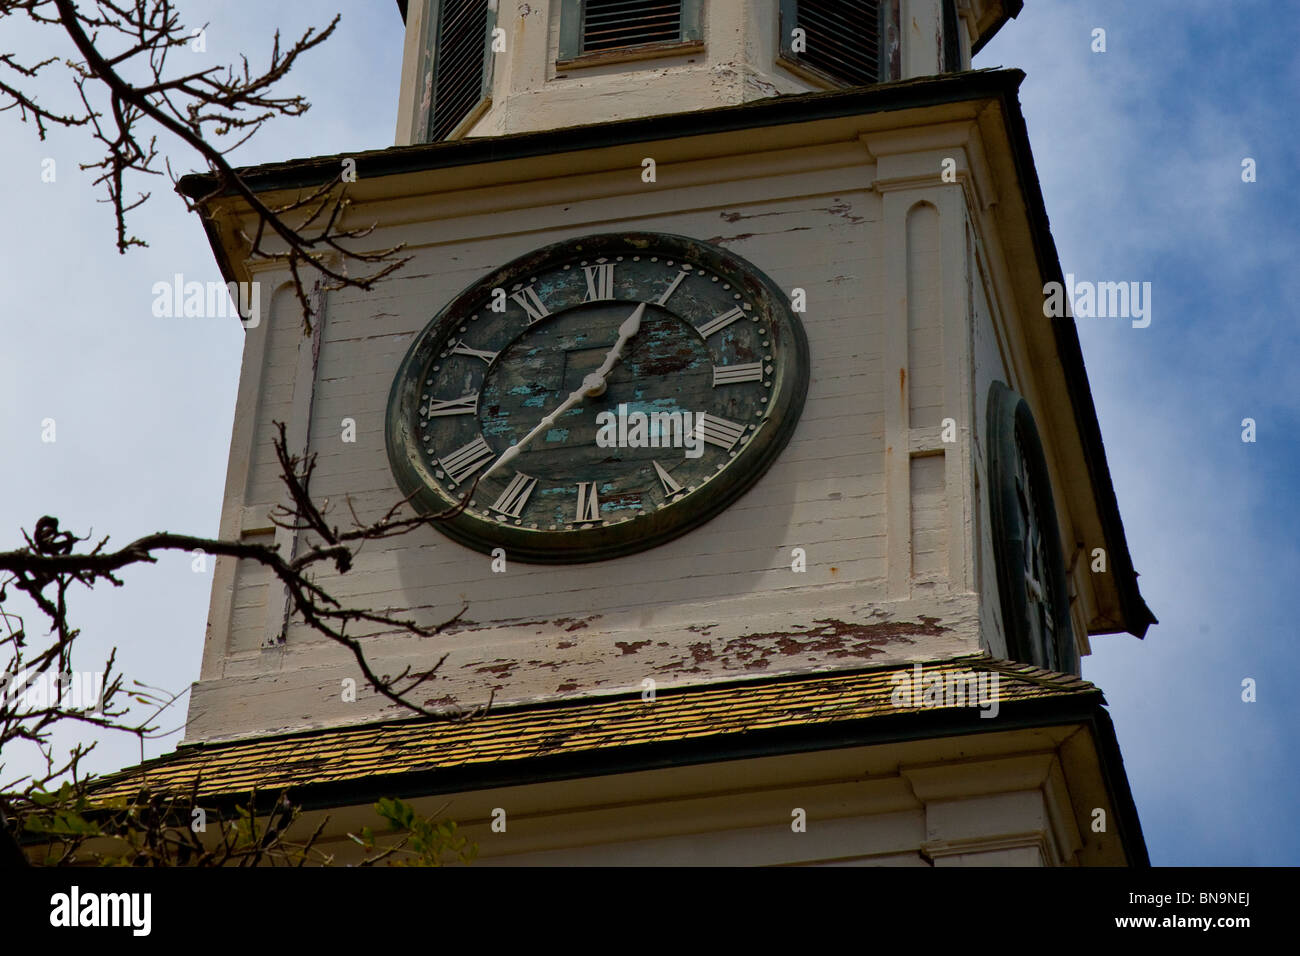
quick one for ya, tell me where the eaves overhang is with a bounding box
[179,70,1025,200]
[970,0,1024,56]
[243,699,1148,865]
[81,657,1148,864]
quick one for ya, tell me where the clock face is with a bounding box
[386,232,810,563]
[986,381,1077,674]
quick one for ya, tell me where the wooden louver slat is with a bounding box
[582,0,683,53]
[430,0,489,141]
[793,0,880,87]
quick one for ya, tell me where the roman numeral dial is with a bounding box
[656,270,688,305]
[490,472,538,519]
[574,481,601,524]
[653,460,685,499]
[698,414,747,451]
[390,234,808,564]
[449,339,498,364]
[713,362,764,386]
[584,263,615,301]
[697,306,746,339]
[424,394,478,417]
[438,436,494,485]
[511,285,550,324]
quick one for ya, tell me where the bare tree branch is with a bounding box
[1,0,411,331]
[0,0,482,867]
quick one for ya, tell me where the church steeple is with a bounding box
[102,0,1155,868]
[395,0,1021,144]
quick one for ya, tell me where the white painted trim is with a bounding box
[260,275,328,651]
[198,272,290,681]
[395,0,431,146]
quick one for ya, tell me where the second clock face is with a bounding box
[986,381,1077,674]
[386,232,809,563]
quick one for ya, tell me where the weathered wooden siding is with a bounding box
[188,118,1010,742]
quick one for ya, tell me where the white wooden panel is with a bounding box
[907,201,945,429]
[188,133,992,741]
[910,454,948,581]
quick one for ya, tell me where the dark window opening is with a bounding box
[583,0,683,53]
[559,0,701,63]
[427,0,491,141]
[942,0,961,72]
[780,0,882,87]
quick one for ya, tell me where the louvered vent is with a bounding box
[790,0,880,87]
[582,0,683,53]
[429,0,489,141]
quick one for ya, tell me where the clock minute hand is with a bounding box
[482,302,647,480]
[482,378,593,480]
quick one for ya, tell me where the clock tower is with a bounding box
[103,0,1156,866]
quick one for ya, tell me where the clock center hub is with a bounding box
[477,301,712,480]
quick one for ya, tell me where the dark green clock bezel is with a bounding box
[385,231,810,564]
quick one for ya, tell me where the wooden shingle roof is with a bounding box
[92,656,1101,805]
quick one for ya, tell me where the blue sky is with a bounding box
[984,1,1300,865]
[1,1,1296,866]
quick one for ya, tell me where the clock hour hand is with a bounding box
[482,302,647,478]
[588,302,645,390]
